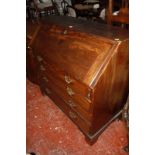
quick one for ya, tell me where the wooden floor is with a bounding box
[26,79,128,155]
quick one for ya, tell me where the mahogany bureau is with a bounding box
[26,16,129,143]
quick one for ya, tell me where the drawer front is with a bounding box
[41,85,91,134]
[37,63,92,111]
[35,55,92,101]
[39,72,92,121]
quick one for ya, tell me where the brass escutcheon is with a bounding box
[27,46,32,50]
[63,29,68,35]
[87,89,91,100]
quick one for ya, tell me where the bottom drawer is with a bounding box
[41,85,91,134]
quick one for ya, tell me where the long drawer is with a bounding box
[39,71,92,121]
[35,54,93,101]
[40,84,91,134]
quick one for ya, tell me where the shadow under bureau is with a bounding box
[26,15,129,144]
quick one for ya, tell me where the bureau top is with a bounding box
[40,15,128,41]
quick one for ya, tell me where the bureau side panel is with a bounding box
[90,40,129,135]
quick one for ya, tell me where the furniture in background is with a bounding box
[61,0,72,15]
[106,0,129,27]
[27,0,108,22]
[72,0,100,20]
[26,0,59,21]
[65,0,107,21]
[27,16,129,144]
[34,0,60,16]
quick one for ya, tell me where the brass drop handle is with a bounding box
[69,111,77,119]
[68,100,76,108]
[40,65,46,71]
[37,55,43,62]
[43,76,48,82]
[45,88,51,94]
[64,75,73,84]
[66,86,75,96]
